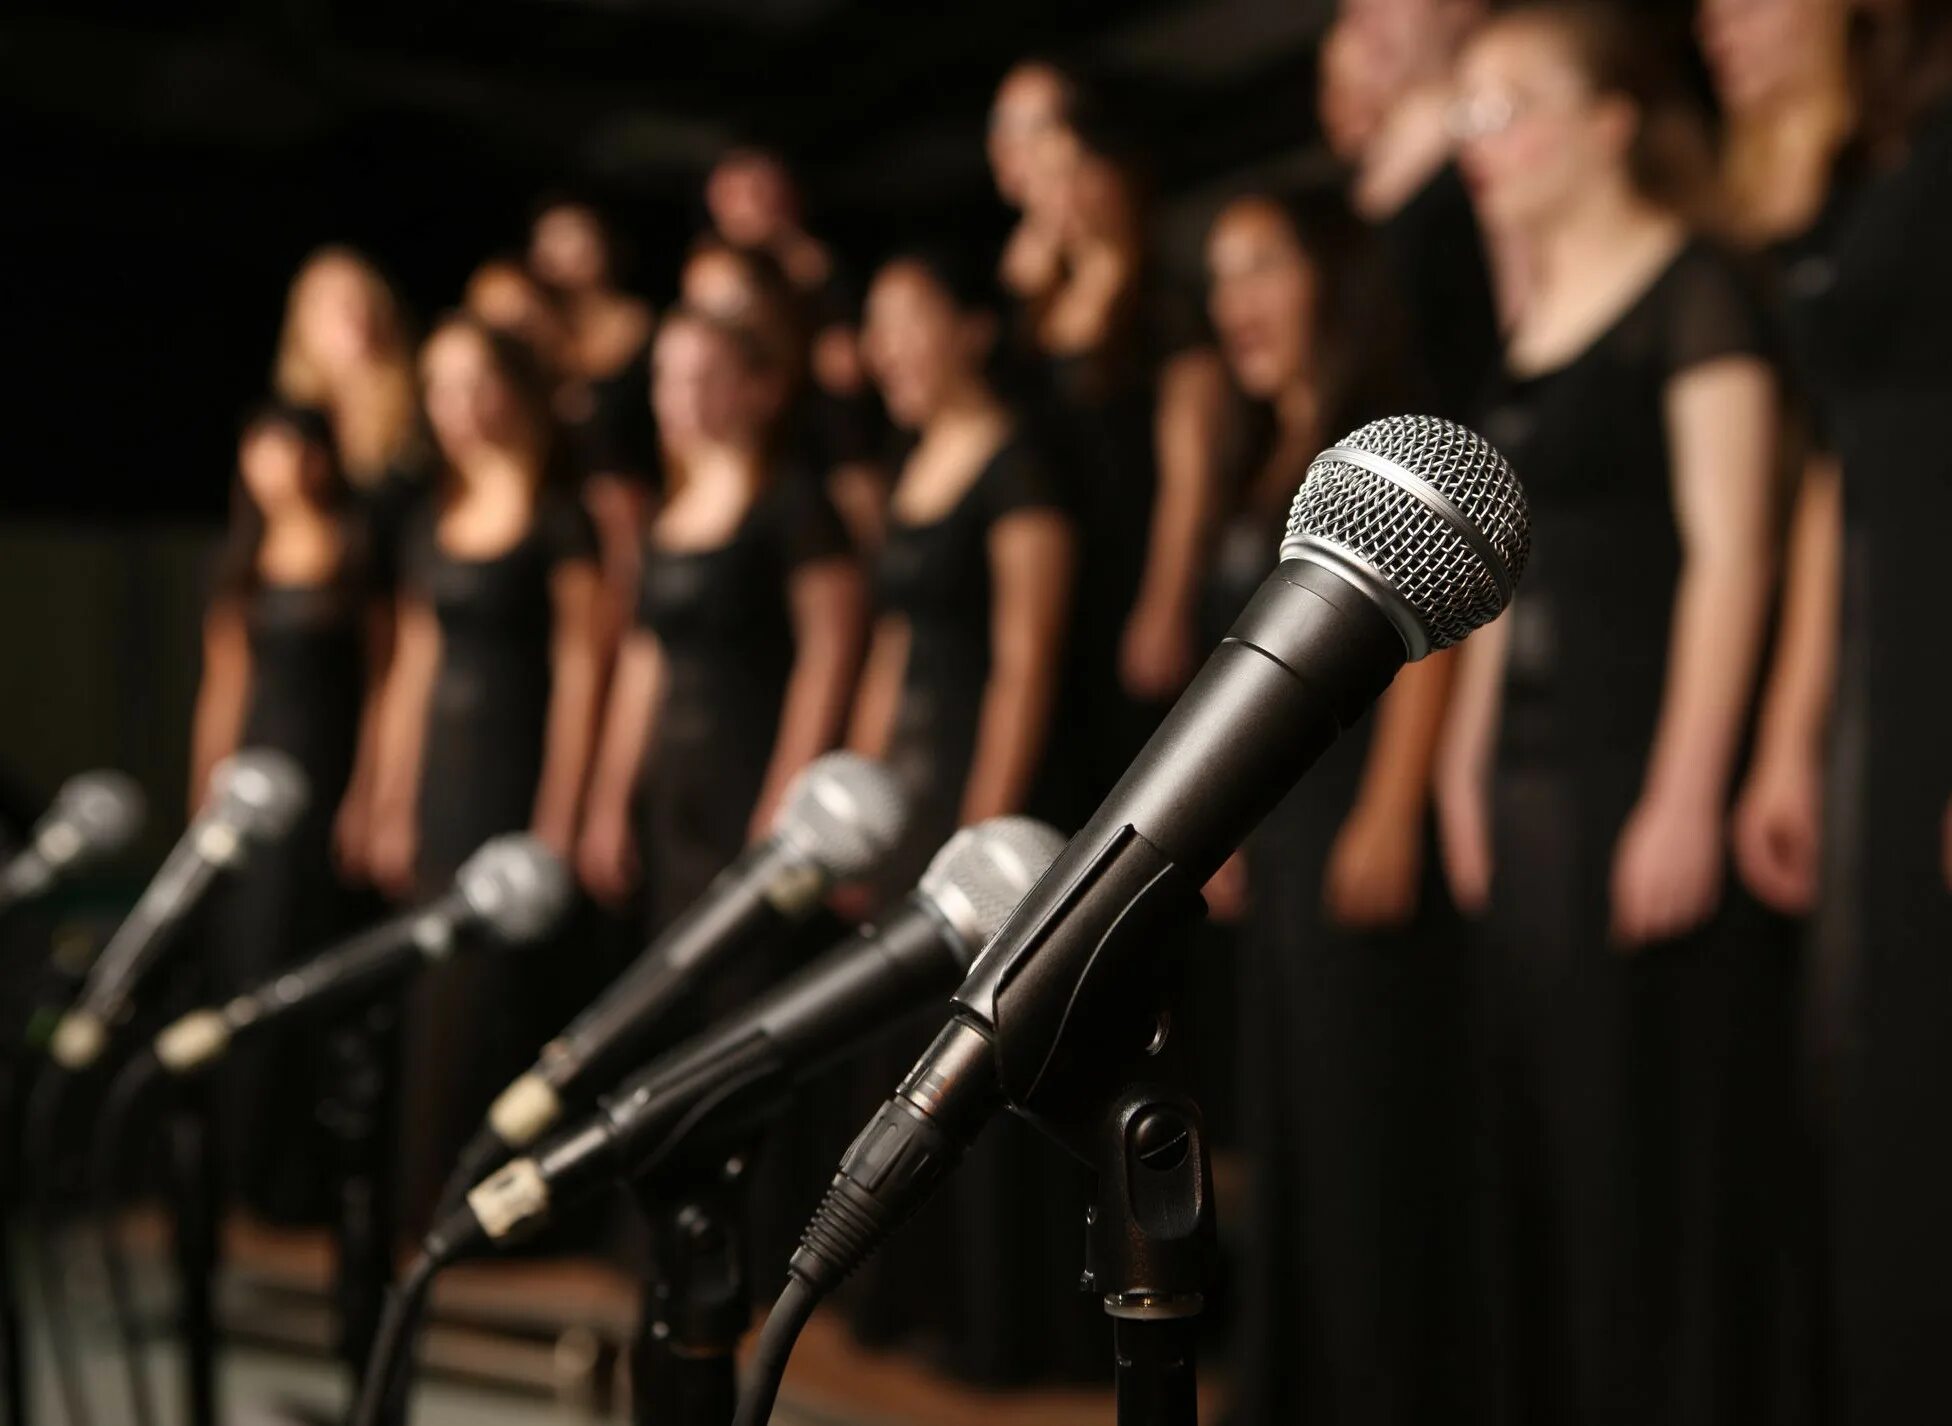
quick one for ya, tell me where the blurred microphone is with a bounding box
[783,415,1532,1304]
[0,770,146,914]
[481,752,909,1153]
[148,834,571,1076]
[47,749,308,1069]
[436,817,1066,1252]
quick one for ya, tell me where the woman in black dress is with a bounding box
[1438,7,1793,1421]
[576,306,865,937]
[1727,4,1952,1416]
[844,252,1084,1382]
[189,401,381,1222]
[368,314,604,1228]
[1014,115,1230,806]
[1202,192,1478,1426]
[273,247,428,606]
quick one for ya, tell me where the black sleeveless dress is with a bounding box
[393,491,599,1228]
[1209,464,1481,1426]
[1377,164,1503,424]
[844,432,1106,1383]
[631,469,851,943]
[1473,242,1800,1425]
[207,571,368,1223]
[1798,101,1952,1426]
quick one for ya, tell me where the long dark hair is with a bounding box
[421,312,567,495]
[1856,0,1952,156]
[1220,189,1417,517]
[213,400,352,601]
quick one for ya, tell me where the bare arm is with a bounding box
[1730,454,1840,911]
[960,511,1076,825]
[576,627,664,904]
[846,618,910,763]
[1432,610,1511,913]
[532,561,604,854]
[368,598,441,894]
[581,473,650,672]
[751,558,867,837]
[1613,356,1778,945]
[332,598,400,879]
[188,602,251,812]
[1124,348,1230,698]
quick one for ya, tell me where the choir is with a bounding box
[140,0,1952,1421]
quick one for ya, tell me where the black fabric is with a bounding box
[354,461,430,596]
[1209,454,1482,1422]
[1798,99,1952,1426]
[632,465,850,942]
[1471,240,1802,1425]
[844,427,1106,1385]
[393,487,598,1231]
[566,338,659,486]
[206,569,368,1224]
[1378,164,1503,425]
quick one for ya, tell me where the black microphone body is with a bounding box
[465,894,969,1244]
[150,892,470,1076]
[482,753,908,1153]
[960,561,1400,1105]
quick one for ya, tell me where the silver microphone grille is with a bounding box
[1281,414,1531,658]
[918,816,1068,958]
[456,834,574,945]
[50,771,146,860]
[207,749,310,842]
[774,752,910,882]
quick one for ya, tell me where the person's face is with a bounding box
[239,424,318,515]
[652,319,749,452]
[1318,21,1391,161]
[297,259,379,379]
[680,249,760,322]
[1699,0,1839,113]
[1340,0,1481,87]
[529,206,609,292]
[1454,21,1634,229]
[1206,200,1320,399]
[705,155,796,249]
[1020,124,1084,234]
[421,326,523,461]
[863,264,981,429]
[988,64,1070,206]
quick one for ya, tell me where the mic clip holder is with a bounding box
[960,823,1214,1426]
[631,1151,751,1426]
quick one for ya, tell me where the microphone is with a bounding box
[478,751,908,1154]
[0,770,146,914]
[782,415,1531,1305]
[442,817,1067,1253]
[47,749,309,1070]
[148,834,572,1076]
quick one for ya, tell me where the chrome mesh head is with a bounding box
[49,771,146,860]
[1281,415,1530,657]
[457,835,573,945]
[919,817,1068,959]
[207,749,310,842]
[774,753,910,881]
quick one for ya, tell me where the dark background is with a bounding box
[3,0,1353,521]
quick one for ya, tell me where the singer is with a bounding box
[188,401,385,1224]
[369,313,604,1229]
[1440,6,1796,1418]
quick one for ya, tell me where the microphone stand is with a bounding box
[167,1073,221,1426]
[629,1154,751,1426]
[320,1001,401,1394]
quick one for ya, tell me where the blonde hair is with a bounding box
[1715,0,1854,244]
[273,246,419,487]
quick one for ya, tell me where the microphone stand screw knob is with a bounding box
[1131,1110,1191,1173]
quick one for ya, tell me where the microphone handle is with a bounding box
[537,836,812,1101]
[78,832,228,1028]
[955,558,1403,1105]
[517,898,963,1223]
[233,892,469,1031]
